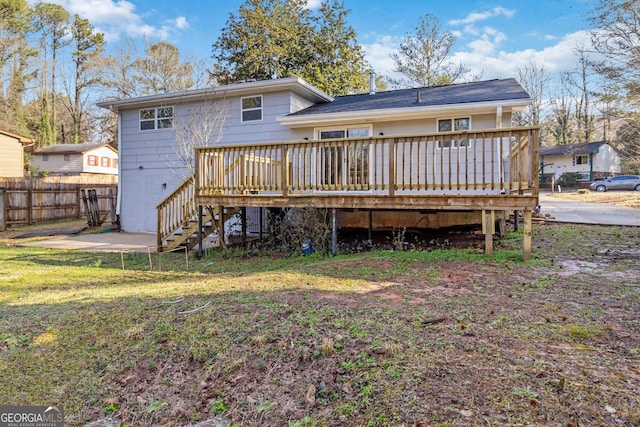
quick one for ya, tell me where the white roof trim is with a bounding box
[279,99,529,128]
[97,77,333,112]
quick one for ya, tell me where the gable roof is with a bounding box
[539,141,611,157]
[280,78,530,127]
[0,129,34,151]
[96,77,333,112]
[32,143,117,155]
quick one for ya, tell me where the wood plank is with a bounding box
[196,194,538,211]
[524,209,532,261]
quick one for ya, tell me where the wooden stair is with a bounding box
[156,176,240,252]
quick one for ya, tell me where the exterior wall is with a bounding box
[118,90,308,233]
[32,153,84,174]
[82,146,119,174]
[591,144,621,175]
[0,135,24,177]
[31,146,118,175]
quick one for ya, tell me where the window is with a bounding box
[88,155,98,166]
[101,157,110,167]
[574,155,589,165]
[139,106,173,131]
[437,117,470,148]
[42,154,49,162]
[64,154,70,161]
[241,96,262,122]
[112,158,118,168]
[317,126,371,186]
[576,172,591,182]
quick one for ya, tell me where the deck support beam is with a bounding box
[524,209,532,261]
[197,205,203,259]
[484,211,493,256]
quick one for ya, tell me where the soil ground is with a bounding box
[0,220,638,426]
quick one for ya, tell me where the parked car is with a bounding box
[589,175,640,192]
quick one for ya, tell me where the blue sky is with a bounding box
[41,0,598,83]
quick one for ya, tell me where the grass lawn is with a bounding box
[0,223,639,426]
[549,190,640,209]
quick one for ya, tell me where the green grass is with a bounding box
[0,223,639,426]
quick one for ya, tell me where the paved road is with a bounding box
[538,193,640,226]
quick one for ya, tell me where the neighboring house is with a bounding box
[99,77,539,258]
[31,143,118,176]
[0,130,34,177]
[539,141,621,185]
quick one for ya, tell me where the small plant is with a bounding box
[102,403,118,415]
[289,417,313,427]
[392,227,407,251]
[211,399,228,414]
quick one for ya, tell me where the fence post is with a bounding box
[0,188,5,231]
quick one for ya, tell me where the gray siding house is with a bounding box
[99,76,538,259]
[539,141,621,185]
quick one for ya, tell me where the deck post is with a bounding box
[332,208,337,256]
[389,139,396,196]
[524,209,532,261]
[241,207,247,248]
[217,205,226,250]
[484,211,493,256]
[197,205,203,259]
[368,209,373,241]
[281,145,290,197]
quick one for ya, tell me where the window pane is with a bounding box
[454,118,470,131]
[158,118,173,128]
[438,119,452,132]
[242,96,261,109]
[242,110,262,121]
[140,109,155,120]
[157,107,173,118]
[320,130,345,139]
[140,120,155,130]
[347,128,369,138]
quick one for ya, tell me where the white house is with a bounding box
[31,143,118,176]
[98,77,534,239]
[539,141,621,185]
[0,130,33,177]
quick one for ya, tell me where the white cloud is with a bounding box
[361,28,593,86]
[174,17,189,30]
[452,30,593,79]
[448,7,515,26]
[305,0,322,9]
[28,0,188,42]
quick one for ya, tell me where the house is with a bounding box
[98,77,539,259]
[31,143,118,176]
[0,130,34,177]
[539,141,621,187]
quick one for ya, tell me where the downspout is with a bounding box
[115,108,122,229]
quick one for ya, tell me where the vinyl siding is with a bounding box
[31,146,118,175]
[0,135,24,177]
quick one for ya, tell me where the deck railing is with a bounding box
[156,176,197,248]
[196,127,539,199]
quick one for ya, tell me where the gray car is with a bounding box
[589,175,640,192]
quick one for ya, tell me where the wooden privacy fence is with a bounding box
[0,176,118,228]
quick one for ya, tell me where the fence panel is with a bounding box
[0,175,117,227]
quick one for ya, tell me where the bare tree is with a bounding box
[563,45,596,143]
[548,76,574,146]
[164,96,230,181]
[390,13,470,88]
[513,60,549,127]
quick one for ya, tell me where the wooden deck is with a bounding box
[170,127,539,258]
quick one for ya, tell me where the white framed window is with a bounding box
[101,157,110,167]
[63,154,70,161]
[437,117,470,148]
[315,125,372,186]
[88,155,98,166]
[574,155,589,165]
[241,96,262,122]
[139,106,173,131]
